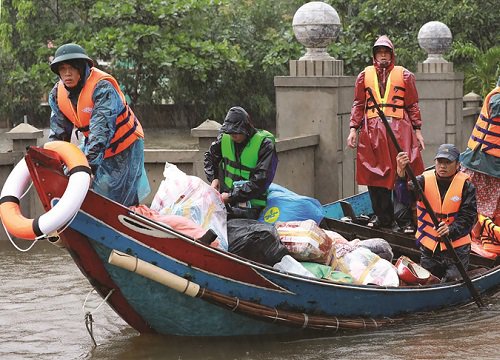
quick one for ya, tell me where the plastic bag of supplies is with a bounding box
[150,163,228,250]
[334,247,399,287]
[276,220,334,265]
[259,184,325,224]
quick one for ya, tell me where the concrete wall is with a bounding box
[5,104,206,130]
[415,72,465,166]
[462,92,482,149]
[273,60,474,205]
[274,75,357,204]
[0,69,483,242]
[0,132,319,242]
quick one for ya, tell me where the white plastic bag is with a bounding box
[150,163,228,250]
[273,255,315,278]
[335,247,399,287]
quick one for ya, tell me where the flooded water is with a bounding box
[1,242,500,360]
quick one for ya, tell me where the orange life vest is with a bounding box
[467,86,500,158]
[416,170,471,252]
[364,65,405,119]
[57,68,144,158]
[478,214,500,254]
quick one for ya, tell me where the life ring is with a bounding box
[0,141,92,240]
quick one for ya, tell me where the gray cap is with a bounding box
[434,143,460,161]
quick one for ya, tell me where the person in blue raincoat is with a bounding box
[48,43,150,206]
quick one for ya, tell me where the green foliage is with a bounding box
[0,0,498,127]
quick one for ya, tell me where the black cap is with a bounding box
[434,144,460,161]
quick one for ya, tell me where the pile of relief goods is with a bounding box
[133,163,400,287]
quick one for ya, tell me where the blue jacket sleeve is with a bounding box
[85,80,124,171]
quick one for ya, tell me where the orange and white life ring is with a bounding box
[0,141,91,240]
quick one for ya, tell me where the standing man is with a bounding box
[204,106,278,220]
[396,144,477,282]
[461,77,500,226]
[347,35,425,232]
[48,43,150,206]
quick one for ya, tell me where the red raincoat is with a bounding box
[350,36,424,189]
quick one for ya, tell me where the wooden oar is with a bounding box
[365,87,484,308]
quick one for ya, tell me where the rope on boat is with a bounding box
[82,288,115,347]
[2,219,39,252]
[302,313,309,329]
[20,181,33,200]
[1,181,78,251]
[108,249,398,332]
[84,312,96,347]
[2,182,40,252]
[198,287,397,331]
[54,210,79,235]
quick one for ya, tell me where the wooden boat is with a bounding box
[2,144,500,337]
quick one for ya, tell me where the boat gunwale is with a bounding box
[77,203,500,296]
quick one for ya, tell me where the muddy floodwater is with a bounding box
[1,242,500,360]
[0,127,498,359]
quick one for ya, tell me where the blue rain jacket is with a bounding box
[48,74,150,206]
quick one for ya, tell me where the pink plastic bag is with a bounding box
[130,205,220,247]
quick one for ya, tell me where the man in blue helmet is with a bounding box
[48,43,150,206]
[204,106,278,219]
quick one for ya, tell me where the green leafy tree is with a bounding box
[0,0,92,126]
[0,0,498,128]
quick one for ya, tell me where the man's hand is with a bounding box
[211,179,220,191]
[347,128,357,148]
[396,152,410,177]
[415,129,425,150]
[221,192,231,204]
[435,221,449,237]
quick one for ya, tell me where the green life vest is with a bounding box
[221,130,275,208]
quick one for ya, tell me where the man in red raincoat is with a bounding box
[347,35,425,231]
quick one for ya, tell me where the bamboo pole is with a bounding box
[108,249,397,331]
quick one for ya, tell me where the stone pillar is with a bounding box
[275,2,356,203]
[5,123,44,152]
[4,123,44,227]
[416,21,464,165]
[190,119,221,181]
[463,91,482,109]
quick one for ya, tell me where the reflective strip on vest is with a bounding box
[221,130,274,208]
[478,214,500,248]
[364,66,405,119]
[467,87,500,157]
[416,170,471,252]
[57,68,144,158]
